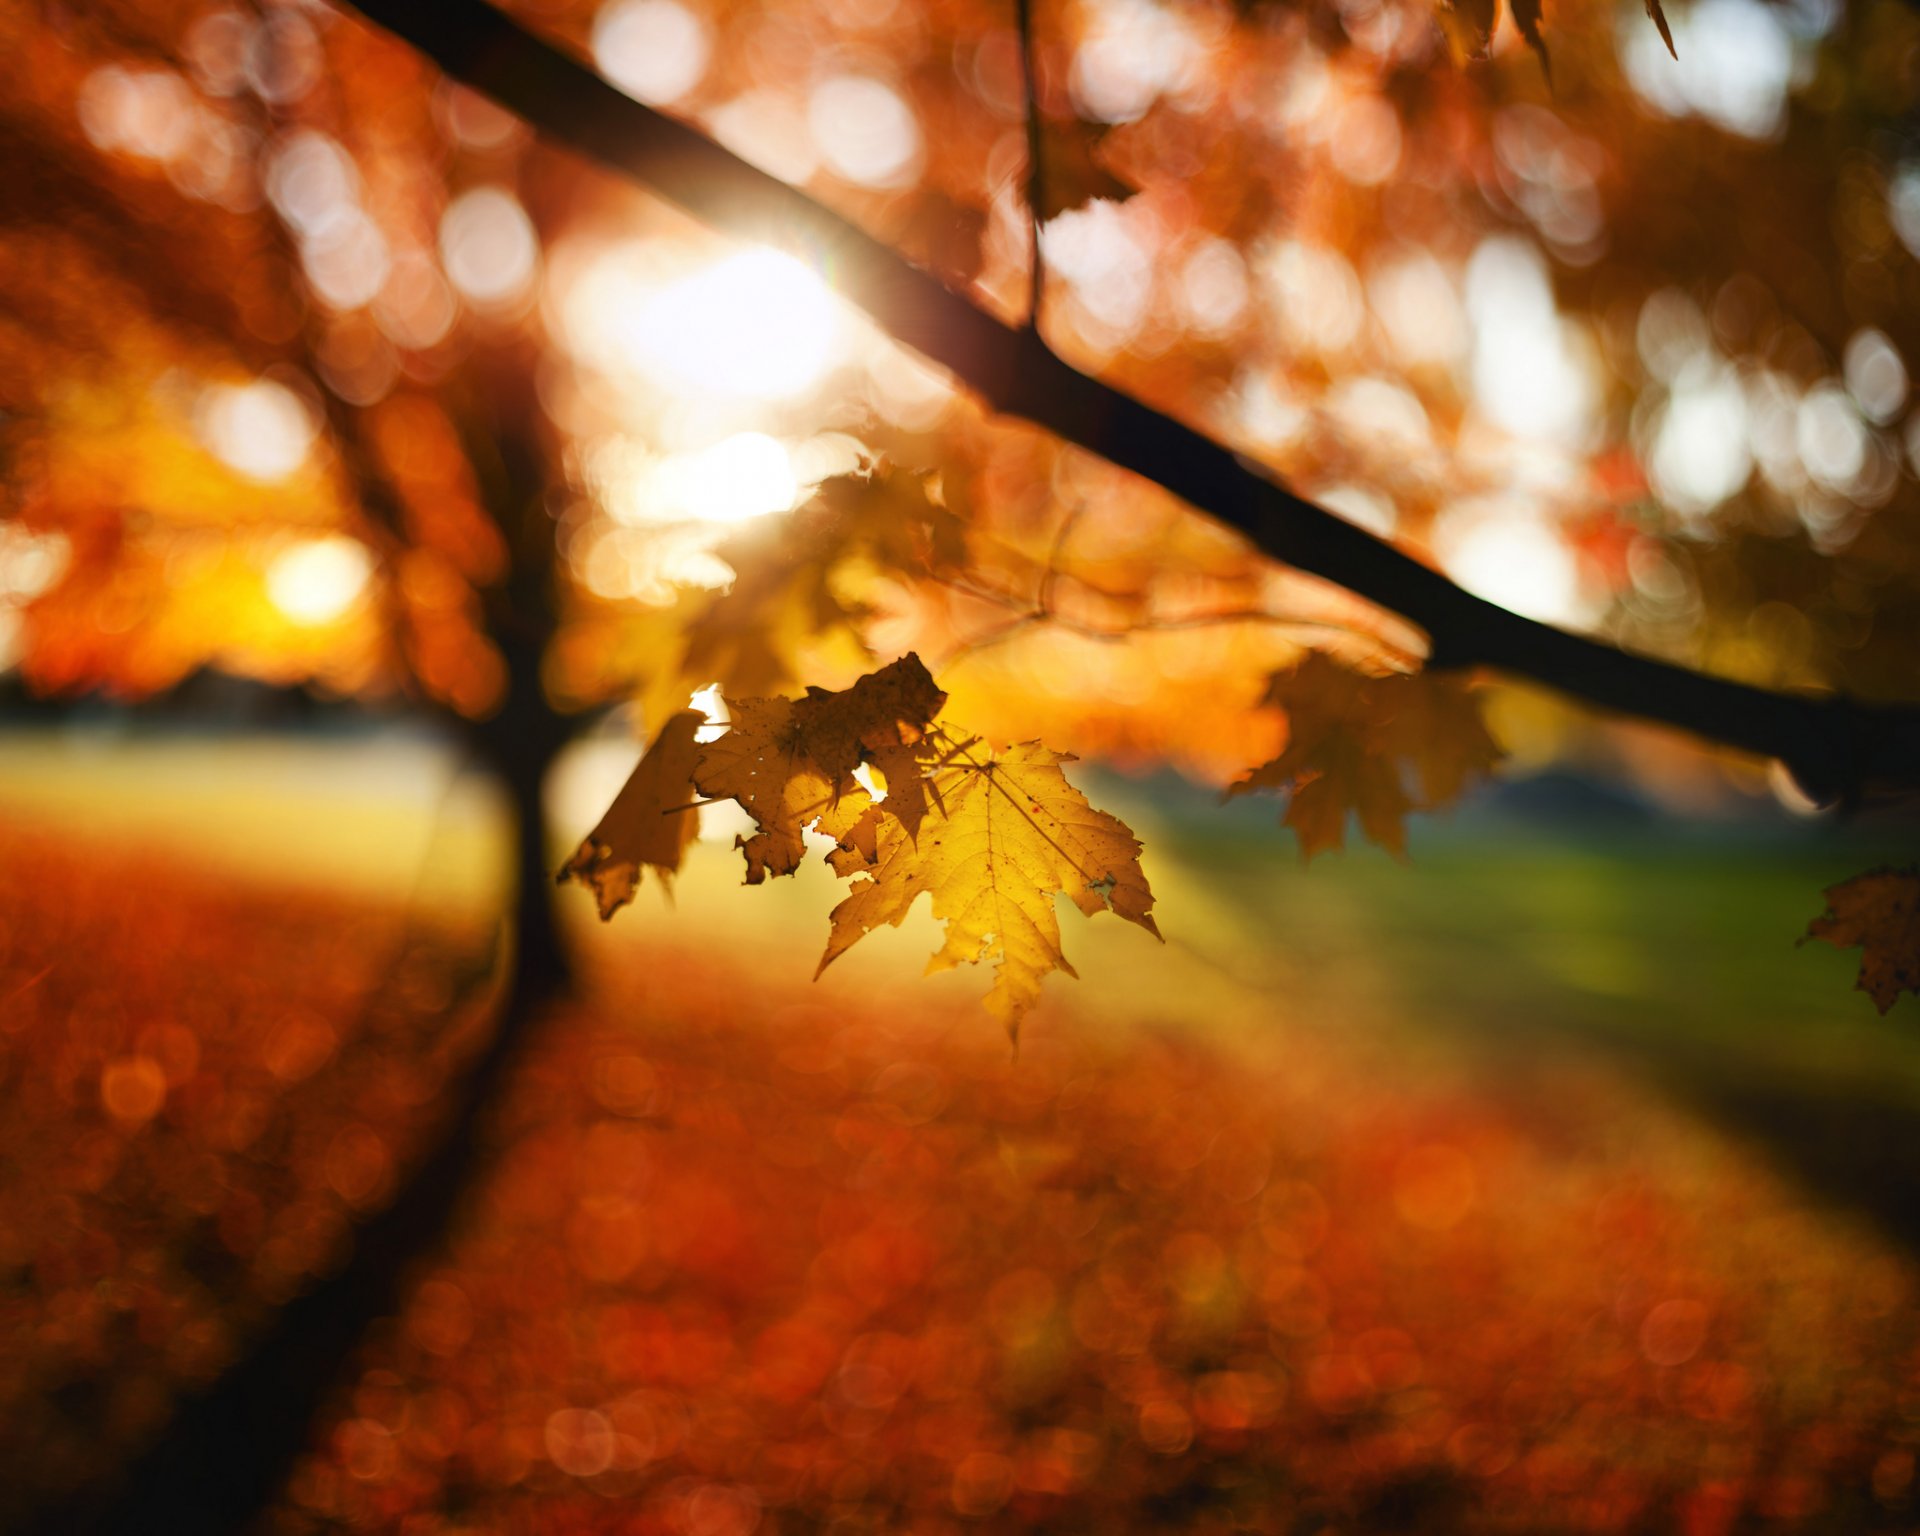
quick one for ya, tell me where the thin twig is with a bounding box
[1036,496,1083,614]
[1014,0,1048,328]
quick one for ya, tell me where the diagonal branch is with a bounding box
[336,0,1920,807]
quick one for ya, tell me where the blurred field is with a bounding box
[3,726,1920,1533]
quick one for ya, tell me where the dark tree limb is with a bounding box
[339,0,1920,805]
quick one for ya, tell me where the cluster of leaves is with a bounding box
[1806,868,1920,1015]
[567,645,1522,1031]
[1437,0,1673,79]
[564,654,1161,1036]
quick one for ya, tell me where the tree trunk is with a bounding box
[46,675,571,1536]
[47,354,577,1536]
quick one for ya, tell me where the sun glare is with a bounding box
[266,536,373,625]
[652,433,799,523]
[619,248,838,401]
[197,378,317,482]
[591,432,805,525]
[1434,505,1592,627]
[687,682,728,741]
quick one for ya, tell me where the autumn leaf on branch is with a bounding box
[557,708,705,919]
[1437,0,1502,62]
[692,654,949,882]
[820,738,1161,1038]
[1434,0,1664,74]
[661,460,970,714]
[1038,118,1139,221]
[1803,868,1920,1014]
[1230,651,1502,860]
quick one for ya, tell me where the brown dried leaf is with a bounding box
[1230,652,1501,860]
[1039,118,1139,221]
[1805,868,1920,1014]
[557,709,705,919]
[691,655,947,883]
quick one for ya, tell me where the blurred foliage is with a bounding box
[0,827,494,1524]
[0,0,1915,811]
[6,826,1920,1531]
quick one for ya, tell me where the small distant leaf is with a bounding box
[1230,652,1501,860]
[1646,0,1677,56]
[557,709,704,919]
[1511,0,1551,78]
[1039,119,1138,221]
[1804,868,1920,1014]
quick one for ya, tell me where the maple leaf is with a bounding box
[1511,0,1551,79]
[1229,652,1501,860]
[1039,118,1139,221]
[819,738,1161,1038]
[1384,669,1505,808]
[674,511,872,706]
[691,654,948,883]
[661,463,968,714]
[1804,868,1920,1014]
[816,463,970,584]
[557,709,704,918]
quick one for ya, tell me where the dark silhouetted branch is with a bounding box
[340,0,1920,805]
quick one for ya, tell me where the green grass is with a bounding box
[7,723,1919,1236]
[1091,778,1920,1251]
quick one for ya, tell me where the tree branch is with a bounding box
[337,0,1920,805]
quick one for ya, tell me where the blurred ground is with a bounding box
[2,726,1918,1533]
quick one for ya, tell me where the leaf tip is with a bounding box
[1646,0,1677,55]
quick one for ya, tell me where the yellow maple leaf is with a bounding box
[557,709,705,918]
[1230,651,1501,860]
[818,739,1161,1038]
[1804,868,1920,1014]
